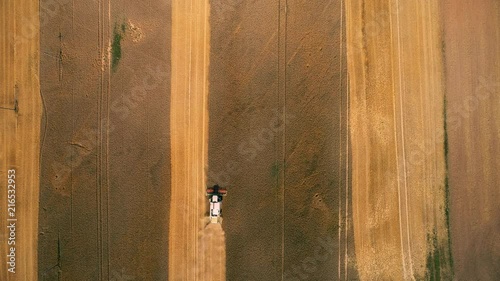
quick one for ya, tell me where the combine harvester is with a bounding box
[206,185,227,224]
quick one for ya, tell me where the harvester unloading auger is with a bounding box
[206,185,227,224]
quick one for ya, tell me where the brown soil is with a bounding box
[442,0,500,280]
[37,0,171,280]
[0,0,41,280]
[209,0,356,280]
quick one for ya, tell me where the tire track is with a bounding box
[338,0,344,278]
[345,72,350,281]
[394,1,415,278]
[277,0,287,280]
[338,1,351,279]
[96,0,111,278]
[105,0,111,277]
[386,4,409,279]
[338,1,352,279]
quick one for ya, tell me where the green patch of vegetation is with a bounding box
[443,97,449,160]
[442,96,454,271]
[305,155,319,176]
[422,96,455,281]
[271,162,280,178]
[425,232,441,281]
[111,22,126,71]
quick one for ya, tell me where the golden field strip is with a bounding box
[0,0,40,280]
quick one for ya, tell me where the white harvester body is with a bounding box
[206,185,227,224]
